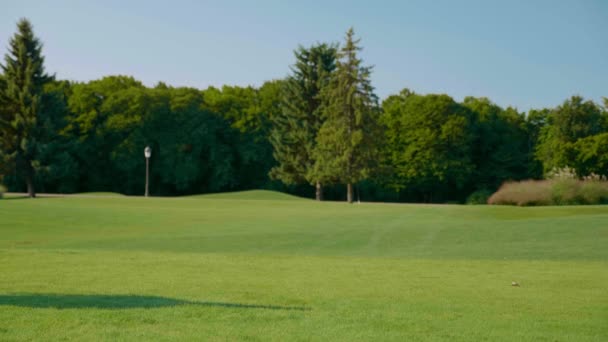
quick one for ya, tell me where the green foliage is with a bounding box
[0,18,53,197]
[65,79,242,194]
[2,20,608,203]
[269,43,336,194]
[0,183,6,198]
[572,132,608,178]
[1,68,288,196]
[203,81,282,191]
[550,179,608,205]
[0,75,12,179]
[381,91,474,201]
[525,108,550,177]
[526,108,550,145]
[33,77,282,196]
[465,189,493,205]
[311,29,381,202]
[60,76,150,192]
[536,96,606,174]
[465,97,532,190]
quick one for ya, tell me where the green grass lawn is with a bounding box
[1,190,607,341]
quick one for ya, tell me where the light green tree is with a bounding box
[311,28,381,203]
[536,96,605,174]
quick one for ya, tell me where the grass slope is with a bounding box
[75,192,125,196]
[186,189,307,201]
[0,193,607,341]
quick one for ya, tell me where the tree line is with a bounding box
[1,19,607,202]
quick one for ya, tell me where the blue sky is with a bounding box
[1,0,606,111]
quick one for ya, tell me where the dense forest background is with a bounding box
[1,19,607,203]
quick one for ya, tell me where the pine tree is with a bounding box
[0,74,11,186]
[311,28,381,203]
[0,18,52,197]
[269,43,337,200]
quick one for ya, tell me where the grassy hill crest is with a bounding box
[186,189,307,201]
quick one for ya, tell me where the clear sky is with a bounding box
[1,0,606,111]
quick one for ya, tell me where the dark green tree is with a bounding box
[603,97,608,129]
[0,18,53,197]
[202,82,281,192]
[115,85,236,195]
[0,74,10,184]
[525,108,551,177]
[464,97,531,191]
[61,77,252,196]
[34,80,79,194]
[61,76,145,192]
[269,43,337,200]
[311,28,381,203]
[573,133,608,178]
[381,91,475,202]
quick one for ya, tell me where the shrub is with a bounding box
[551,179,580,205]
[488,179,608,206]
[466,189,493,205]
[0,184,6,199]
[579,181,608,204]
[488,180,553,206]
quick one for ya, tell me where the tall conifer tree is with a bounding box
[0,18,52,197]
[269,43,337,200]
[312,28,381,203]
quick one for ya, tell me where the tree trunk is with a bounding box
[25,163,35,198]
[347,183,353,203]
[315,182,323,201]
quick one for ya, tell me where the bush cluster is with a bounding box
[488,179,608,206]
[466,189,494,205]
[0,184,6,199]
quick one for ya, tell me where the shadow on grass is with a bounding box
[1,195,64,200]
[1,196,30,201]
[0,294,310,311]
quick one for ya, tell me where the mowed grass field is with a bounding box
[1,191,607,341]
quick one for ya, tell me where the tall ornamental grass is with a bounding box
[488,179,608,206]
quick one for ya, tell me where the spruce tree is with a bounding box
[269,43,336,200]
[0,74,11,186]
[0,18,52,197]
[311,28,381,203]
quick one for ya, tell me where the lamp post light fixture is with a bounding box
[144,146,151,197]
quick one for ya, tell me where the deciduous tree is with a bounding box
[381,91,474,202]
[536,96,605,174]
[464,97,530,191]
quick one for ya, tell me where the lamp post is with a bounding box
[144,146,151,197]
